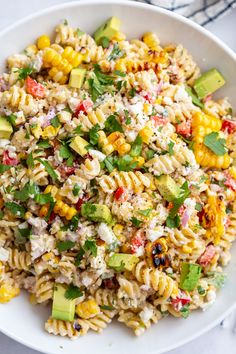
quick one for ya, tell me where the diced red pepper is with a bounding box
[74,99,93,117]
[222,119,236,134]
[48,211,56,224]
[224,173,236,192]
[57,165,76,179]
[76,194,90,211]
[171,297,190,306]
[114,187,128,203]
[130,230,145,254]
[151,115,168,127]
[143,92,154,103]
[176,120,191,137]
[198,245,216,266]
[3,150,18,166]
[25,77,45,99]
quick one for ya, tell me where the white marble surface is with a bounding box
[0,1,235,353]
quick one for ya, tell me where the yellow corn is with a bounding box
[113,224,124,238]
[25,44,38,55]
[181,245,192,254]
[62,46,83,67]
[114,58,127,72]
[48,67,68,84]
[24,211,32,220]
[76,299,100,319]
[31,125,42,139]
[106,131,131,156]
[42,125,60,139]
[192,112,222,130]
[229,166,236,180]
[44,185,59,198]
[154,97,162,105]
[142,32,160,51]
[112,31,126,42]
[132,156,145,168]
[37,35,51,50]
[0,282,20,303]
[54,200,77,220]
[193,143,231,169]
[39,204,50,218]
[139,123,153,144]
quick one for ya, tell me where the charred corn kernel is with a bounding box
[149,50,169,65]
[24,211,32,220]
[62,46,83,67]
[25,44,38,55]
[31,125,42,139]
[229,166,236,180]
[132,156,145,168]
[29,293,37,305]
[44,185,58,197]
[154,97,162,105]
[57,110,72,124]
[76,299,100,319]
[0,283,20,303]
[37,35,51,50]
[54,200,77,220]
[112,31,126,41]
[107,131,123,144]
[182,245,192,254]
[139,123,153,144]
[42,125,60,139]
[39,204,50,218]
[143,32,160,51]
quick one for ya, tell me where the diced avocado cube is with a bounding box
[0,116,13,139]
[93,17,121,45]
[81,203,112,224]
[108,253,139,271]
[155,175,180,202]
[69,68,86,89]
[70,136,89,157]
[52,284,75,322]
[185,86,204,109]
[180,262,202,291]
[193,68,225,99]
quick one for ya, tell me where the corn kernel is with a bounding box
[76,299,100,319]
[102,144,115,155]
[44,185,58,197]
[139,124,153,144]
[182,245,192,254]
[113,224,124,237]
[39,204,50,218]
[117,143,131,155]
[154,97,162,105]
[42,125,60,139]
[25,44,38,55]
[57,111,72,124]
[37,35,51,50]
[132,156,145,168]
[25,211,32,220]
[112,31,126,42]
[31,125,42,139]
[0,283,20,303]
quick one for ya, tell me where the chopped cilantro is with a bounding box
[100,305,115,310]
[195,203,202,212]
[69,214,80,232]
[84,238,97,257]
[166,214,180,228]
[16,66,34,80]
[101,36,110,48]
[105,114,123,133]
[5,202,25,218]
[6,114,17,127]
[129,88,136,98]
[73,125,82,135]
[26,152,35,169]
[131,217,143,227]
[138,208,152,217]
[0,164,11,173]
[14,182,39,202]
[113,70,126,77]
[37,140,51,148]
[36,158,58,182]
[116,154,137,172]
[130,136,142,157]
[108,43,124,61]
[203,132,227,156]
[72,184,81,196]
[34,193,54,205]
[167,141,175,156]
[169,182,190,218]
[81,203,97,216]
[180,303,190,319]
[197,285,206,295]
[88,64,114,102]
[64,285,83,300]
[146,149,155,160]
[57,240,75,252]
[89,124,100,145]
[75,247,85,266]
[104,156,116,173]
[76,28,84,37]
[19,228,32,238]
[50,116,61,128]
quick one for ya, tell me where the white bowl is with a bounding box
[0,1,236,353]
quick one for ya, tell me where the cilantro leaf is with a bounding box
[131,217,143,227]
[105,114,123,133]
[81,203,97,216]
[195,202,202,212]
[101,36,110,48]
[129,88,136,98]
[50,116,61,128]
[75,247,85,266]
[5,202,25,218]
[89,124,100,145]
[167,141,175,156]
[84,239,97,257]
[103,156,116,173]
[166,214,180,228]
[113,70,126,77]
[19,228,32,238]
[180,303,190,319]
[37,140,51,148]
[36,158,58,182]
[100,305,115,310]
[130,136,142,157]
[146,149,155,160]
[64,285,83,300]
[34,193,54,205]
[116,155,137,172]
[108,43,124,61]
[26,152,35,169]
[57,240,75,252]
[88,65,114,102]
[169,182,190,218]
[138,209,152,217]
[73,125,82,134]
[203,132,227,156]
[206,272,226,289]
[16,66,34,80]
[197,285,206,295]
[6,114,17,127]
[0,164,11,173]
[72,184,81,196]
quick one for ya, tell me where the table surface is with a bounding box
[0,1,235,353]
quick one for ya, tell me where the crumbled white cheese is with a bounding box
[174,86,189,102]
[163,96,173,106]
[129,102,143,116]
[30,233,55,260]
[81,275,93,287]
[146,226,164,242]
[139,307,154,324]
[97,223,117,245]
[0,139,10,148]
[0,247,9,261]
[135,245,144,257]
[89,149,106,161]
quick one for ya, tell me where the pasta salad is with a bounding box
[0,17,235,339]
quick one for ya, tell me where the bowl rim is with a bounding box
[0,1,236,353]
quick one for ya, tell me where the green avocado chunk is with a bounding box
[180,262,202,291]
[69,135,89,157]
[81,203,112,224]
[108,253,139,271]
[193,68,225,99]
[185,86,204,109]
[52,284,75,321]
[93,17,121,45]
[69,68,86,89]
[0,116,13,139]
[155,175,180,202]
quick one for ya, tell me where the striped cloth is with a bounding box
[136,0,236,25]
